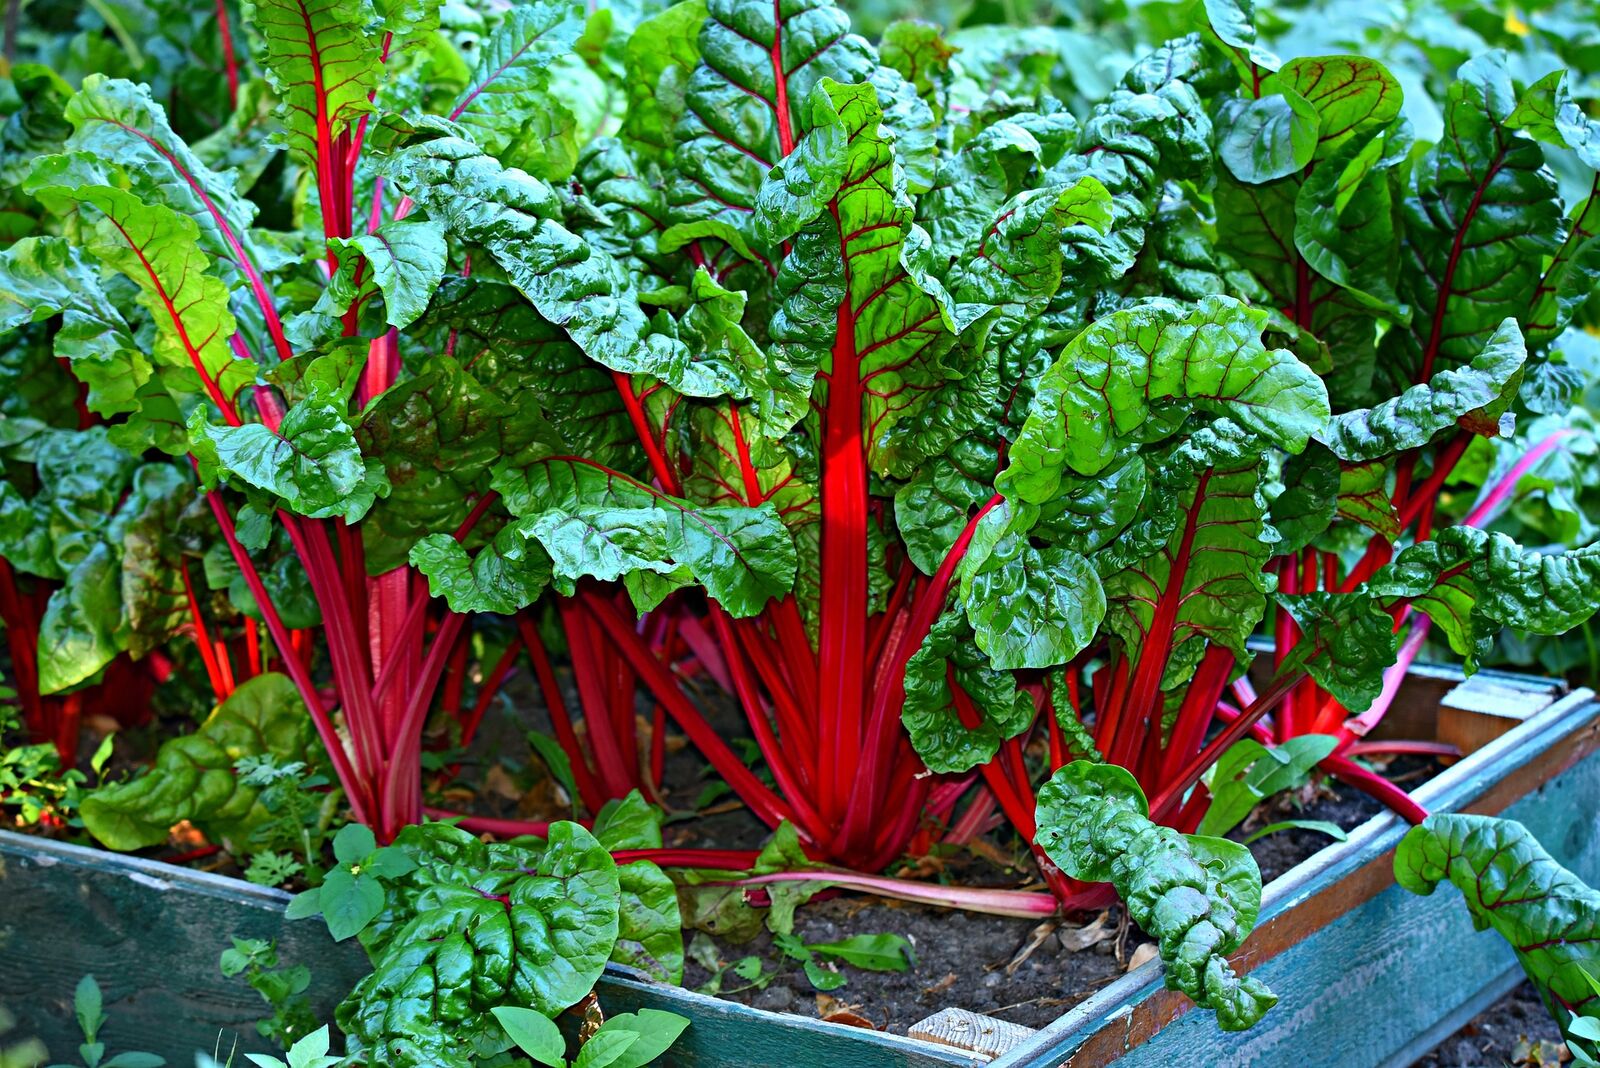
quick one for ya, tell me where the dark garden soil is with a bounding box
[670,747,1440,1036]
[1415,982,1568,1067]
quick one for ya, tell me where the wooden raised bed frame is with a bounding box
[0,666,1593,1067]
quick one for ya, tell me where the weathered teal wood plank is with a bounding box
[0,830,980,1067]
[993,688,1600,1068]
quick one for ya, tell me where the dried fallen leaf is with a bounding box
[966,837,1021,870]
[1126,942,1159,972]
[814,993,867,1020]
[1006,921,1060,975]
[1058,911,1115,952]
[821,1010,877,1030]
[922,972,958,998]
[517,771,570,817]
[573,992,603,1042]
[483,763,523,802]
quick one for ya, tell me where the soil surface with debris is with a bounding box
[681,893,1128,1031]
[1415,981,1567,1067]
[679,763,1436,1035]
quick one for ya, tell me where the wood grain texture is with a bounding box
[1438,674,1558,757]
[910,1006,1038,1058]
[993,688,1600,1068]
[0,831,981,1067]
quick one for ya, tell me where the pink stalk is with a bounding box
[1462,429,1578,528]
[1337,617,1432,743]
[718,872,1066,918]
[1322,754,1429,824]
[943,784,1000,846]
[1341,739,1460,759]
[200,483,371,825]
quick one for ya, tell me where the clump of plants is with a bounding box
[2,0,1600,1055]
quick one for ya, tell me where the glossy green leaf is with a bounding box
[1366,526,1600,670]
[901,609,1034,774]
[1319,319,1526,461]
[1215,89,1318,185]
[1396,815,1600,1060]
[447,3,583,172]
[0,236,146,419]
[80,674,312,851]
[491,1006,565,1067]
[957,504,1104,672]
[244,0,381,167]
[1387,53,1564,389]
[27,169,255,424]
[1099,427,1273,686]
[1003,295,1329,500]
[325,219,449,330]
[191,384,387,523]
[378,129,729,401]
[492,453,795,618]
[338,821,620,1068]
[1036,761,1276,1030]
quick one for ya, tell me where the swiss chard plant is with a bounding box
[6,0,1600,1040]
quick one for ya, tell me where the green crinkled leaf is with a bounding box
[1396,814,1600,1061]
[1035,762,1276,1030]
[1336,458,1401,540]
[326,218,449,331]
[1275,590,1401,711]
[1271,445,1339,554]
[594,792,685,984]
[1319,319,1526,461]
[0,425,138,581]
[879,19,955,118]
[410,523,552,615]
[338,821,621,1068]
[0,236,147,419]
[957,504,1103,672]
[446,3,584,171]
[1388,52,1564,390]
[1003,294,1329,500]
[667,0,874,256]
[27,170,255,429]
[191,384,387,523]
[800,77,963,476]
[357,352,543,572]
[80,674,312,850]
[1366,526,1600,671]
[622,0,706,156]
[37,542,123,695]
[58,76,262,283]
[414,276,639,475]
[492,453,796,618]
[380,129,733,402]
[901,609,1034,774]
[1100,427,1273,686]
[118,464,199,657]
